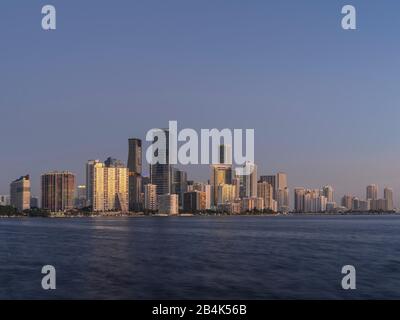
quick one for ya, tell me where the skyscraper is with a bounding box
[366,184,378,200]
[171,168,187,207]
[86,159,129,212]
[210,164,233,206]
[384,187,394,211]
[149,129,171,196]
[240,161,257,198]
[41,172,75,212]
[86,159,101,207]
[341,194,353,211]
[10,175,31,212]
[294,187,306,213]
[128,138,142,211]
[276,172,289,213]
[259,175,277,199]
[258,182,274,211]
[322,185,334,203]
[144,184,157,211]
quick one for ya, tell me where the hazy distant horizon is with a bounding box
[2,0,400,207]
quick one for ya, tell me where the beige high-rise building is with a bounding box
[384,187,394,211]
[366,184,378,200]
[87,158,129,212]
[210,164,232,206]
[217,184,236,205]
[158,194,179,215]
[193,183,212,210]
[10,175,31,212]
[276,172,289,213]
[257,182,274,211]
[144,184,157,211]
[276,172,287,190]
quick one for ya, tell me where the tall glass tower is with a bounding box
[128,138,142,211]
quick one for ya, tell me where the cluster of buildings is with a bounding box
[2,131,396,215]
[294,184,395,213]
[340,185,394,212]
[1,131,289,215]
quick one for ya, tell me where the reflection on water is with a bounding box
[0,215,400,299]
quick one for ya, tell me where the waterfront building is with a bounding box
[217,184,236,205]
[30,196,39,209]
[258,182,275,211]
[158,194,179,215]
[341,194,353,211]
[86,158,129,212]
[193,183,212,210]
[74,185,87,209]
[41,172,75,212]
[10,175,31,212]
[384,187,394,211]
[366,184,378,200]
[259,175,277,199]
[322,185,334,203]
[183,190,206,212]
[242,197,264,212]
[276,172,289,213]
[294,188,306,212]
[144,184,157,211]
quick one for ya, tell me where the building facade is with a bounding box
[10,175,31,212]
[41,172,75,212]
[128,138,142,211]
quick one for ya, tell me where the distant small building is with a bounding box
[0,195,10,206]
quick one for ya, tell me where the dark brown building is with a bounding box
[41,172,75,212]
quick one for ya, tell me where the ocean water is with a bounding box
[0,215,400,300]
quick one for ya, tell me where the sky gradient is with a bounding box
[1,0,400,206]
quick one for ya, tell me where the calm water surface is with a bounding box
[0,215,400,299]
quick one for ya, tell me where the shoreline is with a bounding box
[1,212,400,219]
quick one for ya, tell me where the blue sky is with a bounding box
[1,1,400,205]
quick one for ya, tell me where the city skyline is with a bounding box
[2,133,400,211]
[2,1,400,206]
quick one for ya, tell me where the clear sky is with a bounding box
[1,0,400,206]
